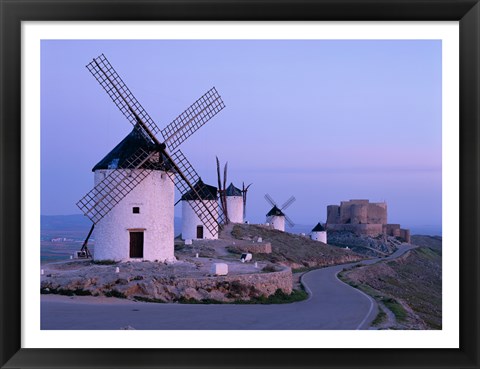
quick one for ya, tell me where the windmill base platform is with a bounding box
[40,258,292,303]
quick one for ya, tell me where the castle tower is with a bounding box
[225,183,243,223]
[181,179,219,240]
[266,205,286,231]
[311,222,327,243]
[92,125,175,262]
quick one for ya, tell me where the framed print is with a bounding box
[1,0,479,368]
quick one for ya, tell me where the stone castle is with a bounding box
[326,199,410,243]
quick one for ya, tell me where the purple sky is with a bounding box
[41,39,442,232]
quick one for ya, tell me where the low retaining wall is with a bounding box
[123,267,292,302]
[41,264,292,303]
[230,242,272,254]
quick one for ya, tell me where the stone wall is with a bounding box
[154,267,293,301]
[327,223,384,236]
[384,224,401,237]
[327,205,341,224]
[230,242,272,254]
[400,229,411,243]
[367,203,388,224]
[42,264,293,302]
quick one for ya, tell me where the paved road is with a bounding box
[41,244,416,330]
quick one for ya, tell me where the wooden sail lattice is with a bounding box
[86,54,162,138]
[76,148,158,224]
[161,87,225,151]
[265,194,296,227]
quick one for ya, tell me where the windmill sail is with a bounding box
[76,147,159,224]
[79,54,226,248]
[264,194,296,229]
[161,87,225,151]
[167,150,224,237]
[86,54,162,138]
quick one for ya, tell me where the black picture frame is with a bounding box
[1,1,479,368]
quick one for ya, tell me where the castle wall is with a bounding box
[367,203,388,224]
[182,200,219,240]
[351,204,368,224]
[93,169,175,262]
[400,229,411,243]
[327,205,340,224]
[384,224,401,237]
[327,223,384,236]
[226,195,243,223]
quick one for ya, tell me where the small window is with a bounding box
[132,207,140,214]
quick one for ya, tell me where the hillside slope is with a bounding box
[339,241,442,329]
[229,224,365,269]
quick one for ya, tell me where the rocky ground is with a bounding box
[41,223,368,303]
[40,255,292,303]
[338,235,442,330]
[326,230,403,257]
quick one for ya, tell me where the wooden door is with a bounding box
[129,231,144,258]
[196,225,204,239]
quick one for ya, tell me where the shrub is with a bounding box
[133,296,166,303]
[261,265,278,273]
[92,259,117,265]
[105,289,126,299]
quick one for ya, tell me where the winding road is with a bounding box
[41,244,416,330]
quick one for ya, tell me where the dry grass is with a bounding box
[230,224,365,268]
[339,244,442,330]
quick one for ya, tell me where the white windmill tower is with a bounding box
[76,54,226,262]
[264,194,296,232]
[225,183,243,223]
[181,179,219,240]
[311,222,327,243]
[216,157,252,225]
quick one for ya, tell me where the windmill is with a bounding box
[311,222,327,243]
[76,54,225,261]
[216,157,252,224]
[264,194,296,232]
[181,178,219,240]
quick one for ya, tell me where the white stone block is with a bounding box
[185,239,192,245]
[210,263,228,276]
[257,237,262,243]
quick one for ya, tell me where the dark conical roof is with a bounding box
[92,124,172,171]
[312,222,325,232]
[266,205,284,217]
[226,183,242,197]
[181,179,218,201]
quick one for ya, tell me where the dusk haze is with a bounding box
[41,39,442,235]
